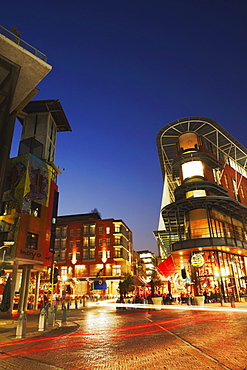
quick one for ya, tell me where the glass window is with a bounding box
[106,227,110,234]
[76,252,80,260]
[1,201,12,215]
[106,250,110,258]
[76,240,80,248]
[82,249,88,259]
[99,239,103,246]
[56,227,61,237]
[30,201,41,217]
[61,239,66,248]
[90,225,95,235]
[112,265,121,276]
[114,225,120,233]
[61,227,67,237]
[114,236,121,245]
[76,229,81,236]
[68,253,72,260]
[99,227,103,235]
[83,237,88,247]
[106,238,110,246]
[89,237,95,247]
[89,249,95,259]
[83,225,89,234]
[70,229,74,237]
[26,232,38,250]
[69,241,73,248]
[98,251,103,258]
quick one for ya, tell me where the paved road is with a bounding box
[0,303,247,370]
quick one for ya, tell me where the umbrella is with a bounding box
[0,276,11,312]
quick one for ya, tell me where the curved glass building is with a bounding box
[154,117,247,302]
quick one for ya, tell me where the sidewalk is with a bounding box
[0,307,79,344]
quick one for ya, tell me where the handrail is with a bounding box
[0,25,47,62]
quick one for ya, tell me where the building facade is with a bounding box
[154,117,247,302]
[0,99,71,312]
[136,250,157,281]
[54,213,133,297]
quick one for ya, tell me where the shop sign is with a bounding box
[191,253,204,267]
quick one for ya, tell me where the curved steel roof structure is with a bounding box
[156,117,247,202]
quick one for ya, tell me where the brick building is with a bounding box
[54,213,133,296]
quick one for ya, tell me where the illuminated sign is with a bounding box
[191,253,204,267]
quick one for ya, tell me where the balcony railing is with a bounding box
[0,25,47,62]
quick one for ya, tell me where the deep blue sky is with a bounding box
[3,0,247,254]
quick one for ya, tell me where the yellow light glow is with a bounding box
[179,251,183,255]
[186,190,206,198]
[182,161,204,180]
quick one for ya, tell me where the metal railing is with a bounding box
[0,25,47,62]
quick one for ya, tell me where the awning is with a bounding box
[132,276,146,286]
[157,255,176,277]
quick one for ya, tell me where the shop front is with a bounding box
[190,251,247,302]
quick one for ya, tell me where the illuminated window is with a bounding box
[61,227,67,237]
[106,227,110,234]
[112,265,121,276]
[30,201,41,217]
[186,190,206,198]
[83,237,88,246]
[89,249,95,259]
[26,232,38,250]
[106,250,110,258]
[114,225,120,233]
[114,248,121,257]
[89,237,95,246]
[1,201,12,215]
[83,225,89,234]
[61,239,66,248]
[114,236,121,245]
[182,161,203,180]
[90,225,95,235]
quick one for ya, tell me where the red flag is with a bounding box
[157,255,176,277]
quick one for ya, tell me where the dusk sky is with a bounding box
[3,1,247,254]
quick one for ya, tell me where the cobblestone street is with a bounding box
[0,303,247,369]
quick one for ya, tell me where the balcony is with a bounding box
[0,25,47,61]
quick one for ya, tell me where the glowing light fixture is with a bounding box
[182,161,204,180]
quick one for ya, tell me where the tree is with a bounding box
[118,273,135,302]
[148,270,163,297]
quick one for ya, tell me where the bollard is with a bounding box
[38,308,47,332]
[62,304,67,323]
[75,299,78,309]
[16,311,27,339]
[230,295,236,308]
[82,296,86,307]
[48,306,55,326]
